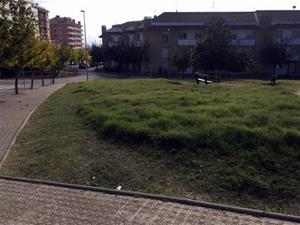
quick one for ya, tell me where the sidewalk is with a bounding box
[0,74,98,162]
[0,177,297,225]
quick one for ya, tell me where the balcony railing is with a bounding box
[289,54,300,61]
[274,38,300,45]
[177,39,198,46]
[231,39,255,46]
[108,42,120,47]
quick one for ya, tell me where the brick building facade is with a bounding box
[34,4,50,41]
[50,16,83,49]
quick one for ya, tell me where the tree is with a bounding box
[173,47,193,76]
[50,44,72,83]
[27,40,52,87]
[128,44,148,72]
[193,17,251,73]
[77,48,90,64]
[260,45,287,74]
[70,48,90,65]
[91,44,105,70]
[0,0,37,94]
[104,44,148,72]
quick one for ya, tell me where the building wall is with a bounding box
[102,11,300,76]
[2,0,50,41]
[144,26,257,74]
[35,5,50,41]
[50,16,83,49]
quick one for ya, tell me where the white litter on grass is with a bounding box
[117,186,122,191]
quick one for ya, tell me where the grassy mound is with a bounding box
[76,79,300,199]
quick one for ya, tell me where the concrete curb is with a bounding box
[0,84,65,167]
[0,175,299,223]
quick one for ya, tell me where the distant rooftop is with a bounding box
[103,10,300,34]
[50,15,81,25]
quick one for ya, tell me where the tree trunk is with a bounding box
[41,69,45,86]
[31,71,35,89]
[14,70,21,95]
[52,73,56,84]
[52,70,59,84]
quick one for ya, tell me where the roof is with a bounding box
[34,4,49,13]
[105,20,144,34]
[101,10,300,37]
[256,10,300,25]
[152,12,259,26]
[152,11,300,27]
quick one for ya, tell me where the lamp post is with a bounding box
[81,9,89,81]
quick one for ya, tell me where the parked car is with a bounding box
[79,63,88,69]
[67,65,79,73]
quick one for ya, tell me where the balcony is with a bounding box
[289,54,300,61]
[231,39,255,46]
[108,42,120,47]
[274,38,300,45]
[177,39,198,46]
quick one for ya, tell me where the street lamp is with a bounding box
[81,9,89,81]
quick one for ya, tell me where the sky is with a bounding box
[36,0,300,45]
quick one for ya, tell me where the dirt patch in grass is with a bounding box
[1,79,299,216]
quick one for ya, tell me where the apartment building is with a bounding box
[1,0,50,41]
[101,10,300,76]
[34,4,50,41]
[1,0,38,20]
[50,16,83,49]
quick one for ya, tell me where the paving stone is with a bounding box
[0,179,297,225]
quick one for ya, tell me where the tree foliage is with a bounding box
[0,1,83,93]
[193,17,252,73]
[102,44,148,72]
[91,44,105,69]
[260,45,287,73]
[172,47,193,75]
[50,44,72,76]
[0,0,37,94]
[70,48,90,64]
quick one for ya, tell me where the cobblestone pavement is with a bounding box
[0,178,297,225]
[0,73,100,161]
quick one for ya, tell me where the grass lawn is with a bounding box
[1,79,299,215]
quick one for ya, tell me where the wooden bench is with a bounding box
[195,72,213,85]
[271,75,277,85]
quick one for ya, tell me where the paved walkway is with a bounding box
[0,73,99,161]
[0,178,297,225]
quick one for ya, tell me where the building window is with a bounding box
[160,62,169,68]
[162,33,169,44]
[160,48,169,59]
[179,33,187,40]
[292,30,300,39]
[136,34,141,41]
[231,33,237,40]
[195,33,202,40]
